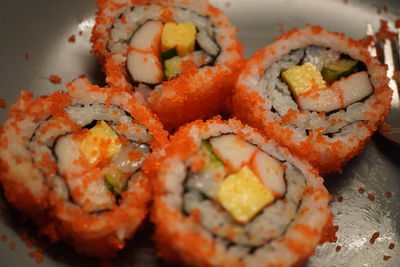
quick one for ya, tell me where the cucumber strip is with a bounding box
[164,56,182,78]
[200,140,224,169]
[321,59,358,84]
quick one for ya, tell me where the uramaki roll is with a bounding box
[151,117,331,267]
[92,0,243,130]
[0,77,168,258]
[233,25,392,174]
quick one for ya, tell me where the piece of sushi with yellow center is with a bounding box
[152,118,331,267]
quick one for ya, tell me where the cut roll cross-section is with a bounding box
[233,25,392,174]
[151,118,331,267]
[91,0,243,130]
[0,77,168,258]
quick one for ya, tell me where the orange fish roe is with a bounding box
[320,214,338,244]
[386,191,393,198]
[9,242,16,250]
[1,234,7,242]
[49,74,62,84]
[376,20,397,42]
[389,243,395,249]
[68,34,76,43]
[370,232,380,244]
[335,245,342,252]
[368,193,376,201]
[0,98,6,108]
[383,255,391,261]
[358,187,365,193]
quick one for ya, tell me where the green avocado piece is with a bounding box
[321,59,358,84]
[200,140,224,170]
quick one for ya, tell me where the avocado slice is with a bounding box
[321,59,358,84]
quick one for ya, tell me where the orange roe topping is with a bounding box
[383,255,391,261]
[368,193,376,201]
[376,20,397,42]
[68,34,76,43]
[335,245,342,252]
[320,217,338,244]
[128,149,144,162]
[49,75,62,84]
[0,98,6,108]
[386,191,393,198]
[160,8,175,23]
[370,232,380,244]
[1,235,7,242]
[9,242,16,249]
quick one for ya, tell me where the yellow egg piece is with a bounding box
[80,120,122,164]
[161,22,196,57]
[282,62,327,97]
[216,166,274,224]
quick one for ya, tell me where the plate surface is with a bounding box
[0,0,399,266]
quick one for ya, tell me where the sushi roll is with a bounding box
[91,0,243,130]
[151,117,331,267]
[233,25,392,174]
[0,77,168,258]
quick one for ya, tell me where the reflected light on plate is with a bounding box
[347,236,368,250]
[78,17,96,32]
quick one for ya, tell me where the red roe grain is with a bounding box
[383,255,391,261]
[1,234,7,242]
[335,245,341,252]
[68,34,76,43]
[370,232,380,244]
[0,98,6,108]
[389,243,395,249]
[49,75,62,84]
[358,187,365,193]
[9,242,16,249]
[337,195,344,202]
[368,193,376,201]
[396,19,400,29]
[386,191,393,198]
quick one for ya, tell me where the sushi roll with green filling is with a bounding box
[0,77,168,258]
[151,117,331,267]
[233,25,392,174]
[91,0,243,130]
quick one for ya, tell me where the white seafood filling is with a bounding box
[261,46,373,135]
[108,4,219,56]
[27,103,151,213]
[183,135,304,247]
